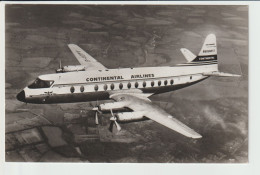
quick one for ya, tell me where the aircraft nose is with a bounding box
[16,90,26,102]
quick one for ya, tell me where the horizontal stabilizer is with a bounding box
[203,71,241,77]
[180,48,196,62]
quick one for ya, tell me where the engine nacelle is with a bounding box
[56,65,86,73]
[115,112,145,122]
[98,102,126,111]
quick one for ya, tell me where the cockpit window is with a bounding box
[28,78,54,89]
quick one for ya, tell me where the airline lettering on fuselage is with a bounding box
[131,74,154,79]
[86,74,155,82]
[86,76,124,82]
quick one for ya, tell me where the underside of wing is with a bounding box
[110,93,202,139]
[68,44,107,70]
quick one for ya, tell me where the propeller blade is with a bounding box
[95,111,99,125]
[114,120,121,131]
[110,109,115,118]
[109,121,114,132]
[109,109,121,131]
[92,100,101,112]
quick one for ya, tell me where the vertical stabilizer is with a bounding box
[191,34,217,63]
[198,34,217,56]
[178,34,241,77]
[189,34,218,72]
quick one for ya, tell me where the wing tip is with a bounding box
[191,133,202,139]
[68,43,76,47]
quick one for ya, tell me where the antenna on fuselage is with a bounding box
[56,59,63,73]
[59,59,62,69]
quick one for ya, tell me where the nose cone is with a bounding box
[16,90,26,102]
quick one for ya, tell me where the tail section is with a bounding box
[179,34,241,77]
[179,34,240,77]
[191,34,217,63]
[179,34,218,72]
[181,34,217,63]
[195,34,240,77]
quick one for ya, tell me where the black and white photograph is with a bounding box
[5,4,248,163]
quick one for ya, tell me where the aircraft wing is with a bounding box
[68,44,107,70]
[109,92,202,139]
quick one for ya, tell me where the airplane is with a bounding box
[16,34,241,139]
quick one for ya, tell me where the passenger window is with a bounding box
[135,82,139,88]
[70,86,75,93]
[80,86,84,92]
[127,82,131,89]
[151,81,154,87]
[104,84,108,91]
[94,84,98,91]
[190,76,192,80]
[143,81,146,88]
[119,83,123,89]
[164,80,168,86]
[111,83,114,90]
[170,79,174,85]
[158,80,161,86]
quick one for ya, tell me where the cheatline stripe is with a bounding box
[177,63,218,66]
[178,61,218,65]
[191,60,218,64]
[178,62,218,65]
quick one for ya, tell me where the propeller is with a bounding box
[109,109,121,132]
[90,100,101,125]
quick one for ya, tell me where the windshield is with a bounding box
[28,78,54,89]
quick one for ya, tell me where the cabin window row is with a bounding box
[70,79,175,93]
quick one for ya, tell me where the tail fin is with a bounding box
[192,34,217,63]
[179,34,241,78]
[180,34,218,65]
[181,34,218,72]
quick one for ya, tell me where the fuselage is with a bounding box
[17,64,214,104]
